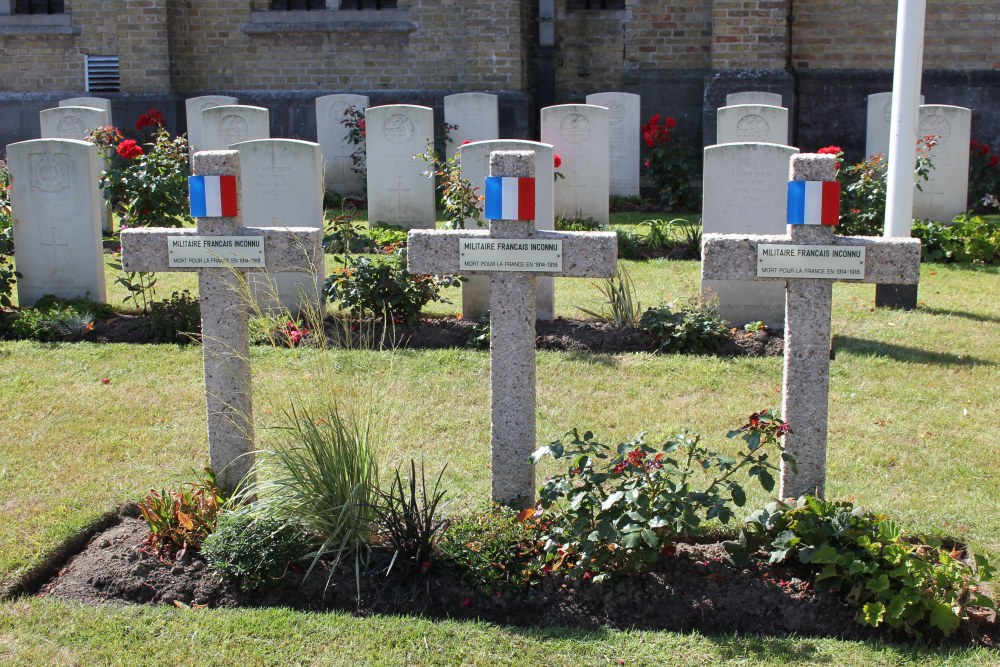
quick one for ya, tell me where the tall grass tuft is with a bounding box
[577,262,642,329]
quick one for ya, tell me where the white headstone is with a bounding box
[364,104,436,229]
[458,139,556,320]
[8,139,107,307]
[443,93,499,163]
[315,94,369,197]
[540,104,610,225]
[186,96,239,153]
[701,142,799,328]
[39,106,109,141]
[865,92,925,160]
[232,139,325,315]
[717,105,789,145]
[60,97,112,124]
[912,105,971,223]
[726,91,783,107]
[586,92,641,198]
[201,105,269,151]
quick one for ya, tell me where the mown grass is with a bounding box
[0,217,998,664]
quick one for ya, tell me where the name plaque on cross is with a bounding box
[459,238,562,272]
[757,244,865,279]
[168,235,265,268]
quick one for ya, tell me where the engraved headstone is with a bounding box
[702,153,921,498]
[540,104,610,225]
[201,105,269,151]
[39,106,109,141]
[717,105,789,145]
[232,139,325,315]
[458,139,556,321]
[443,93,499,163]
[865,91,924,160]
[913,105,971,222]
[726,91,783,107]
[365,104,436,229]
[185,96,239,153]
[8,139,106,307]
[701,142,799,328]
[60,97,113,124]
[586,92,640,198]
[121,150,323,492]
[408,150,617,507]
[315,94,368,197]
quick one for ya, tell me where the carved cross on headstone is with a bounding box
[40,226,70,265]
[389,174,411,215]
[702,153,921,499]
[120,150,323,493]
[407,150,617,507]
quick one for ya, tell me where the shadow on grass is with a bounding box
[917,306,1000,325]
[833,335,996,367]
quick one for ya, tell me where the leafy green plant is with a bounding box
[417,140,483,230]
[641,114,699,211]
[250,315,313,348]
[8,296,110,342]
[743,320,767,333]
[530,410,791,580]
[149,289,201,344]
[340,104,367,182]
[107,249,157,314]
[202,510,314,591]
[137,467,227,559]
[639,298,730,354]
[466,312,491,349]
[614,228,644,261]
[725,495,997,638]
[438,504,545,594]
[555,215,604,232]
[912,214,1000,264]
[577,262,642,329]
[640,218,674,250]
[0,159,19,309]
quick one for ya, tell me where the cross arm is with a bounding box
[702,233,921,284]
[407,229,618,278]
[121,226,323,273]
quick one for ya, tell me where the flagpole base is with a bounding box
[875,284,918,310]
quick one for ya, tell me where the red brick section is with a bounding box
[711,0,787,69]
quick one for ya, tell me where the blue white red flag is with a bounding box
[786,180,840,226]
[484,176,535,221]
[189,175,238,218]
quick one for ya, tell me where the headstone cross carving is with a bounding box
[407,150,617,507]
[702,154,921,498]
[120,150,323,492]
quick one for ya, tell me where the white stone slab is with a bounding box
[726,91,783,107]
[185,96,239,153]
[443,93,499,163]
[586,92,641,198]
[540,104,610,225]
[60,97,112,124]
[201,105,269,151]
[865,91,924,160]
[913,105,971,223]
[315,94,369,197]
[231,139,325,315]
[459,139,555,320]
[700,142,799,328]
[717,104,789,145]
[39,106,109,140]
[365,104,436,229]
[8,139,106,306]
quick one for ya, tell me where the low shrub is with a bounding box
[0,160,18,309]
[137,467,226,559]
[577,262,641,329]
[614,228,644,261]
[555,215,604,232]
[724,495,997,638]
[641,114,699,211]
[202,510,314,591]
[8,296,111,342]
[912,214,1000,264]
[250,315,313,348]
[968,139,1000,212]
[149,289,201,344]
[639,298,730,354]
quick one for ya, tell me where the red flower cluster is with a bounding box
[135,108,165,130]
[642,114,677,149]
[357,118,366,137]
[817,145,842,155]
[116,139,143,159]
[970,139,999,168]
[283,321,310,346]
[553,153,562,168]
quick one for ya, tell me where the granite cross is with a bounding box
[702,153,921,499]
[120,150,324,493]
[407,150,617,507]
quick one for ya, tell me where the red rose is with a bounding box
[357,119,366,130]
[979,145,989,157]
[461,139,471,145]
[990,155,999,168]
[116,139,143,159]
[643,133,654,148]
[643,159,650,169]
[817,145,843,155]
[650,114,661,125]
[970,139,981,151]
[553,154,562,168]
[665,116,677,129]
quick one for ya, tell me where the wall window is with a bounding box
[566,0,625,10]
[270,0,397,9]
[14,0,64,13]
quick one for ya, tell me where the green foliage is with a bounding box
[912,214,1000,264]
[639,298,730,354]
[8,296,111,342]
[149,289,201,344]
[640,218,674,250]
[576,262,642,329]
[530,411,790,580]
[555,215,603,232]
[641,114,699,211]
[614,228,644,261]
[438,504,545,593]
[743,320,767,333]
[106,249,157,314]
[725,495,997,638]
[417,140,484,230]
[967,139,1000,212]
[370,459,448,578]
[0,160,19,309]
[137,467,227,559]
[202,510,314,591]
[340,104,367,182]
[466,312,491,349]
[323,247,460,325]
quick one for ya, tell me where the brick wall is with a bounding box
[711,0,787,70]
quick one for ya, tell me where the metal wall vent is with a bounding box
[85,55,120,93]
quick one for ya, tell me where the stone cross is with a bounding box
[120,150,323,493]
[702,153,921,499]
[407,150,617,507]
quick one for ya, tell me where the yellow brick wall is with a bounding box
[711,0,787,70]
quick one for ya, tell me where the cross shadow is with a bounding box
[917,306,1000,325]
[833,335,996,367]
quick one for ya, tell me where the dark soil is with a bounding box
[35,508,998,646]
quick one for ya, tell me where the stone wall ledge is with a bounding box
[0,13,79,36]
[244,9,415,35]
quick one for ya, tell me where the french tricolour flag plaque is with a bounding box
[484,176,535,221]
[786,180,840,226]
[189,175,238,218]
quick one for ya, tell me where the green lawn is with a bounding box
[0,224,998,664]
